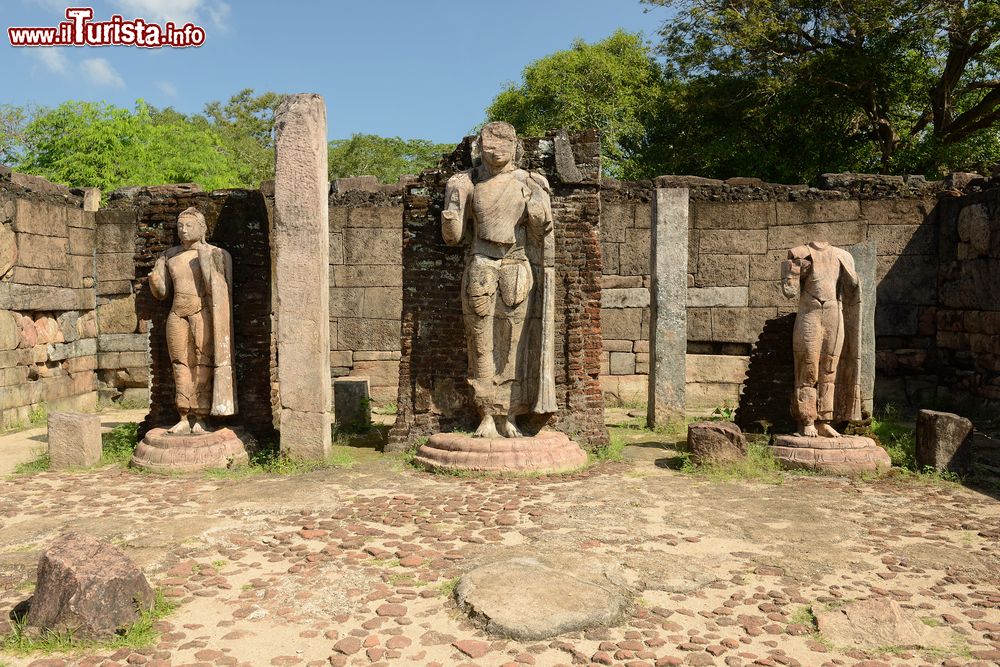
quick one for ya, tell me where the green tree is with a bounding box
[486,30,665,178]
[203,88,286,188]
[11,100,238,192]
[645,0,1000,177]
[328,134,452,183]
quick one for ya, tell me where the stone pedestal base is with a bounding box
[131,427,249,473]
[415,430,587,474]
[771,434,890,475]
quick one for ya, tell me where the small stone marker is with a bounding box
[916,409,973,473]
[687,421,747,464]
[27,532,154,639]
[47,412,101,469]
[813,598,954,650]
[454,557,628,640]
[334,377,371,430]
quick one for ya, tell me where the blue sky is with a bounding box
[2,0,669,143]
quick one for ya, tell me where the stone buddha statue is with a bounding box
[149,207,236,434]
[441,121,557,438]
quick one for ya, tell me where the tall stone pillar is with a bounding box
[647,188,688,429]
[273,94,331,458]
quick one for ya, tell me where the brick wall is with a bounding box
[105,185,275,440]
[0,169,99,428]
[388,131,609,449]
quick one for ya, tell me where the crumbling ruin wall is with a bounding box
[389,131,608,449]
[0,169,99,428]
[599,175,941,424]
[104,184,275,440]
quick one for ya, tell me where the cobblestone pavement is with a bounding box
[0,434,997,667]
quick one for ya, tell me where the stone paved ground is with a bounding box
[0,420,998,667]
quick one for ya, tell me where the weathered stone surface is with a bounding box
[957,203,991,255]
[601,287,649,309]
[77,310,97,339]
[648,188,688,429]
[688,286,748,308]
[768,221,865,249]
[96,252,135,282]
[274,94,331,457]
[0,310,17,351]
[710,307,775,343]
[609,351,635,375]
[34,314,62,345]
[361,286,402,320]
[47,412,101,469]
[82,188,100,212]
[0,221,16,278]
[329,287,364,318]
[601,307,643,341]
[619,228,650,276]
[0,283,94,312]
[692,201,775,230]
[56,310,80,343]
[686,354,748,384]
[96,220,136,254]
[331,175,379,193]
[915,409,973,473]
[688,421,747,464]
[814,598,954,650]
[27,532,154,639]
[99,333,147,352]
[13,199,68,237]
[771,435,891,474]
[416,431,587,473]
[696,254,749,287]
[97,294,138,334]
[846,241,877,417]
[343,227,401,265]
[334,377,370,429]
[774,200,861,226]
[700,229,767,254]
[338,318,400,352]
[553,129,584,183]
[131,427,248,473]
[601,201,630,243]
[332,264,402,287]
[454,556,629,640]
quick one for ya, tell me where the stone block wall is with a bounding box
[105,184,275,440]
[0,170,99,428]
[389,131,608,449]
[935,186,1000,410]
[598,175,943,416]
[328,189,404,405]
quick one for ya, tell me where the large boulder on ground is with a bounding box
[455,556,629,640]
[687,421,747,464]
[26,532,154,639]
[813,598,954,650]
[916,409,974,473]
[47,412,102,469]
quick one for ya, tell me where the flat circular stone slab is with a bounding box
[131,427,249,473]
[455,557,628,640]
[414,430,587,474]
[771,434,890,475]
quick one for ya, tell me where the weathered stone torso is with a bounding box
[166,248,208,316]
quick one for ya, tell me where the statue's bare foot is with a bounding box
[500,416,523,438]
[801,423,818,438]
[168,417,191,435]
[816,422,841,438]
[473,415,500,438]
[191,419,210,435]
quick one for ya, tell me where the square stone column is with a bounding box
[647,188,689,429]
[273,94,331,459]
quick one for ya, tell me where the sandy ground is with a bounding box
[0,411,997,667]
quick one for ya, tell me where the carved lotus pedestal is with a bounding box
[414,430,587,474]
[771,434,890,475]
[131,427,249,473]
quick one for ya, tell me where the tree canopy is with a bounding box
[643,0,1000,179]
[486,30,665,178]
[328,134,451,183]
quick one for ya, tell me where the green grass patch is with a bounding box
[2,589,175,656]
[12,451,50,475]
[590,432,627,463]
[437,577,460,597]
[101,423,140,466]
[27,403,48,427]
[679,439,785,484]
[205,445,356,480]
[789,605,818,628]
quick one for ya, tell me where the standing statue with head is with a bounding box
[149,207,236,434]
[781,241,862,437]
[441,121,557,438]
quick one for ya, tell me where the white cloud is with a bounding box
[154,80,178,97]
[28,47,69,74]
[112,0,230,29]
[80,58,125,88]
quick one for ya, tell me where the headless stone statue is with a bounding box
[781,241,863,437]
[149,207,236,434]
[442,122,557,438]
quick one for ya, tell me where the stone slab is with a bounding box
[688,286,748,308]
[687,421,747,464]
[47,412,101,469]
[915,409,973,473]
[814,598,955,650]
[0,283,94,311]
[601,287,649,309]
[648,188,688,429]
[273,94,332,457]
[454,556,629,640]
[334,377,371,430]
